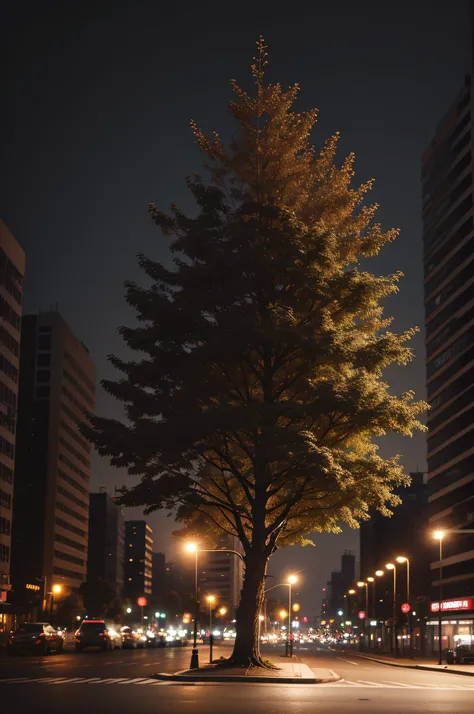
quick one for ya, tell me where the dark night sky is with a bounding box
[2,0,472,616]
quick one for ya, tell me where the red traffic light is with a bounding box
[401,602,411,614]
[137,597,147,607]
[358,610,366,620]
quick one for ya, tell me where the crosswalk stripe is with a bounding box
[341,680,364,687]
[88,678,129,684]
[383,681,419,688]
[49,678,85,684]
[0,678,39,683]
[117,678,146,684]
[357,680,385,687]
[132,679,158,684]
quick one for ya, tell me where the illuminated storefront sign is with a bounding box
[430,598,474,613]
[25,584,41,592]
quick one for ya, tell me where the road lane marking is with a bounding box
[337,657,359,665]
[357,680,386,687]
[383,681,422,688]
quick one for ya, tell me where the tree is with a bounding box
[56,593,84,630]
[79,578,116,619]
[84,38,426,666]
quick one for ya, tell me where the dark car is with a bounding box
[75,620,121,652]
[446,644,474,664]
[120,626,145,650]
[8,623,64,655]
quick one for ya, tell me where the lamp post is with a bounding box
[206,595,215,663]
[287,575,297,657]
[386,563,398,656]
[357,582,369,650]
[396,556,411,659]
[185,542,200,669]
[373,570,384,649]
[434,531,444,665]
[50,584,62,623]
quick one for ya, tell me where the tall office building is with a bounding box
[11,312,95,608]
[0,221,25,632]
[123,521,153,599]
[88,492,124,595]
[200,535,243,617]
[422,75,474,600]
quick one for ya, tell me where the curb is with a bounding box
[152,671,340,685]
[335,650,474,678]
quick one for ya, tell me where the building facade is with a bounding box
[87,492,124,595]
[200,535,243,618]
[422,76,474,601]
[0,221,25,633]
[151,551,166,598]
[11,312,95,610]
[123,521,153,599]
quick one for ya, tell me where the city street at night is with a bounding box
[2,643,474,713]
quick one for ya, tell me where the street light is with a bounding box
[433,530,444,665]
[357,582,369,650]
[386,563,398,656]
[219,607,227,617]
[287,575,297,657]
[50,584,62,622]
[206,595,216,663]
[185,542,200,668]
[396,556,412,659]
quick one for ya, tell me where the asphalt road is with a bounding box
[1,642,474,713]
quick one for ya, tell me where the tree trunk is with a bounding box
[230,549,268,667]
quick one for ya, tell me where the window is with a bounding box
[55,517,86,539]
[58,452,89,482]
[0,435,14,459]
[0,380,17,409]
[64,351,95,395]
[57,485,88,511]
[53,566,83,581]
[63,370,94,408]
[56,500,87,524]
[0,295,21,330]
[0,325,19,357]
[36,370,50,384]
[54,549,85,567]
[60,419,90,454]
[58,468,88,497]
[0,353,18,383]
[36,385,50,399]
[38,334,52,351]
[0,544,10,562]
[0,517,10,535]
[37,353,51,367]
[54,533,86,553]
[58,436,90,468]
[0,463,13,484]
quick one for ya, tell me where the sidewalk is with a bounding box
[337,649,474,677]
[153,658,339,684]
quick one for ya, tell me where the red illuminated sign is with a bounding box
[137,597,147,607]
[401,603,411,614]
[430,598,474,613]
[358,610,366,620]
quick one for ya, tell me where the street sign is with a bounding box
[358,610,366,620]
[401,603,411,614]
[137,597,147,607]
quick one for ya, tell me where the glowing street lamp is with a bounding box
[433,531,445,664]
[219,607,228,617]
[287,575,297,657]
[206,595,216,662]
[386,563,398,655]
[50,584,62,623]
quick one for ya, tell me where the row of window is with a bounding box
[0,247,23,301]
[0,463,13,484]
[424,194,473,260]
[54,548,85,567]
[429,381,474,433]
[428,453,474,496]
[0,516,10,535]
[428,403,474,457]
[64,351,95,396]
[56,499,87,524]
[61,386,87,418]
[0,435,14,460]
[0,543,9,562]
[58,468,88,497]
[423,164,472,237]
[425,260,474,320]
[57,485,88,512]
[53,565,83,581]
[0,379,17,409]
[58,451,89,482]
[55,517,87,540]
[60,419,90,454]
[428,428,474,474]
[430,482,474,518]
[0,294,21,331]
[424,230,473,299]
[63,369,94,409]
[428,342,474,399]
[0,352,18,384]
[61,400,85,427]
[54,533,86,553]
[0,324,19,357]
[427,280,474,341]
[58,436,90,469]
[0,407,15,435]
[426,303,474,360]
[426,329,472,379]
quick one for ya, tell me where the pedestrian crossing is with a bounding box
[324,679,474,690]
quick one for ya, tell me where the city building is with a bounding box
[199,535,243,617]
[0,221,25,633]
[359,472,430,609]
[123,521,153,599]
[11,312,95,612]
[421,73,474,648]
[152,551,166,598]
[87,491,124,594]
[321,551,356,622]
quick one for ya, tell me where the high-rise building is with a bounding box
[87,492,124,594]
[152,551,166,598]
[123,521,153,599]
[11,312,95,609]
[200,535,243,617]
[359,472,429,603]
[0,221,25,633]
[422,75,474,600]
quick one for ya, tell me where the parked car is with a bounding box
[8,623,64,655]
[75,620,121,652]
[120,626,146,649]
[446,644,474,664]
